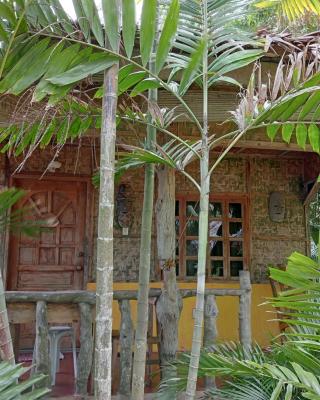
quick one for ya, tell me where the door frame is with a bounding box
[7,173,94,290]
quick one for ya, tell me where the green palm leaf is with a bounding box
[256,0,320,20]
[0,362,50,400]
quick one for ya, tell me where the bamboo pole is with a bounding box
[131,6,158,397]
[185,2,210,398]
[0,267,14,364]
[94,9,120,396]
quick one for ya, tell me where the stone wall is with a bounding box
[0,136,312,284]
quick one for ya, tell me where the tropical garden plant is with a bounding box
[256,0,320,21]
[0,187,43,365]
[1,1,320,399]
[158,250,320,400]
[0,361,49,400]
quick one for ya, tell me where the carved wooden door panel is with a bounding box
[9,178,87,291]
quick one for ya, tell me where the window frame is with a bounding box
[175,193,250,281]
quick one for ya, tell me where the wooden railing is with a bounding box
[5,270,251,396]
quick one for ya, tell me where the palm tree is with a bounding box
[0,1,181,396]
[2,2,320,397]
[256,0,320,20]
[158,251,320,400]
[0,187,42,365]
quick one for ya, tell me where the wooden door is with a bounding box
[8,178,87,291]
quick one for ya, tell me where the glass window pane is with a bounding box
[176,261,179,276]
[230,222,243,237]
[186,220,199,236]
[229,203,242,218]
[209,240,223,256]
[211,260,224,277]
[230,261,243,277]
[186,240,198,256]
[230,241,243,257]
[186,201,199,216]
[175,219,179,235]
[209,202,222,218]
[186,260,198,276]
[175,201,180,216]
[209,220,223,237]
[176,239,179,256]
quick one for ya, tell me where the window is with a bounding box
[175,196,248,280]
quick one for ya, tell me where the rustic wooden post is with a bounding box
[204,294,218,389]
[9,324,20,362]
[76,302,93,397]
[34,301,50,388]
[239,271,252,350]
[155,166,182,383]
[204,295,218,349]
[118,299,134,399]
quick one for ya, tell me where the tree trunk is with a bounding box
[34,301,50,388]
[131,94,157,399]
[119,299,134,399]
[131,8,159,398]
[0,269,14,364]
[76,302,93,396]
[155,166,182,382]
[0,225,14,364]
[94,30,120,399]
[185,2,209,397]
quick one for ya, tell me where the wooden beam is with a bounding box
[304,181,319,206]
[6,288,247,304]
[220,139,313,153]
[8,303,81,324]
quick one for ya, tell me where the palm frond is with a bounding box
[0,187,43,237]
[256,0,320,21]
[166,0,263,94]
[0,94,99,158]
[233,58,320,153]
[0,361,50,399]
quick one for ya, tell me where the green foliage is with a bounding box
[158,251,320,400]
[0,187,43,237]
[0,96,100,155]
[0,361,49,399]
[256,0,320,21]
[232,59,320,153]
[167,0,263,94]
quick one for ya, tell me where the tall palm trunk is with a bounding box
[0,280,14,365]
[185,1,209,398]
[0,194,14,364]
[131,13,158,398]
[155,166,182,382]
[94,21,120,400]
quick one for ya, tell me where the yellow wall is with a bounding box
[87,282,280,349]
